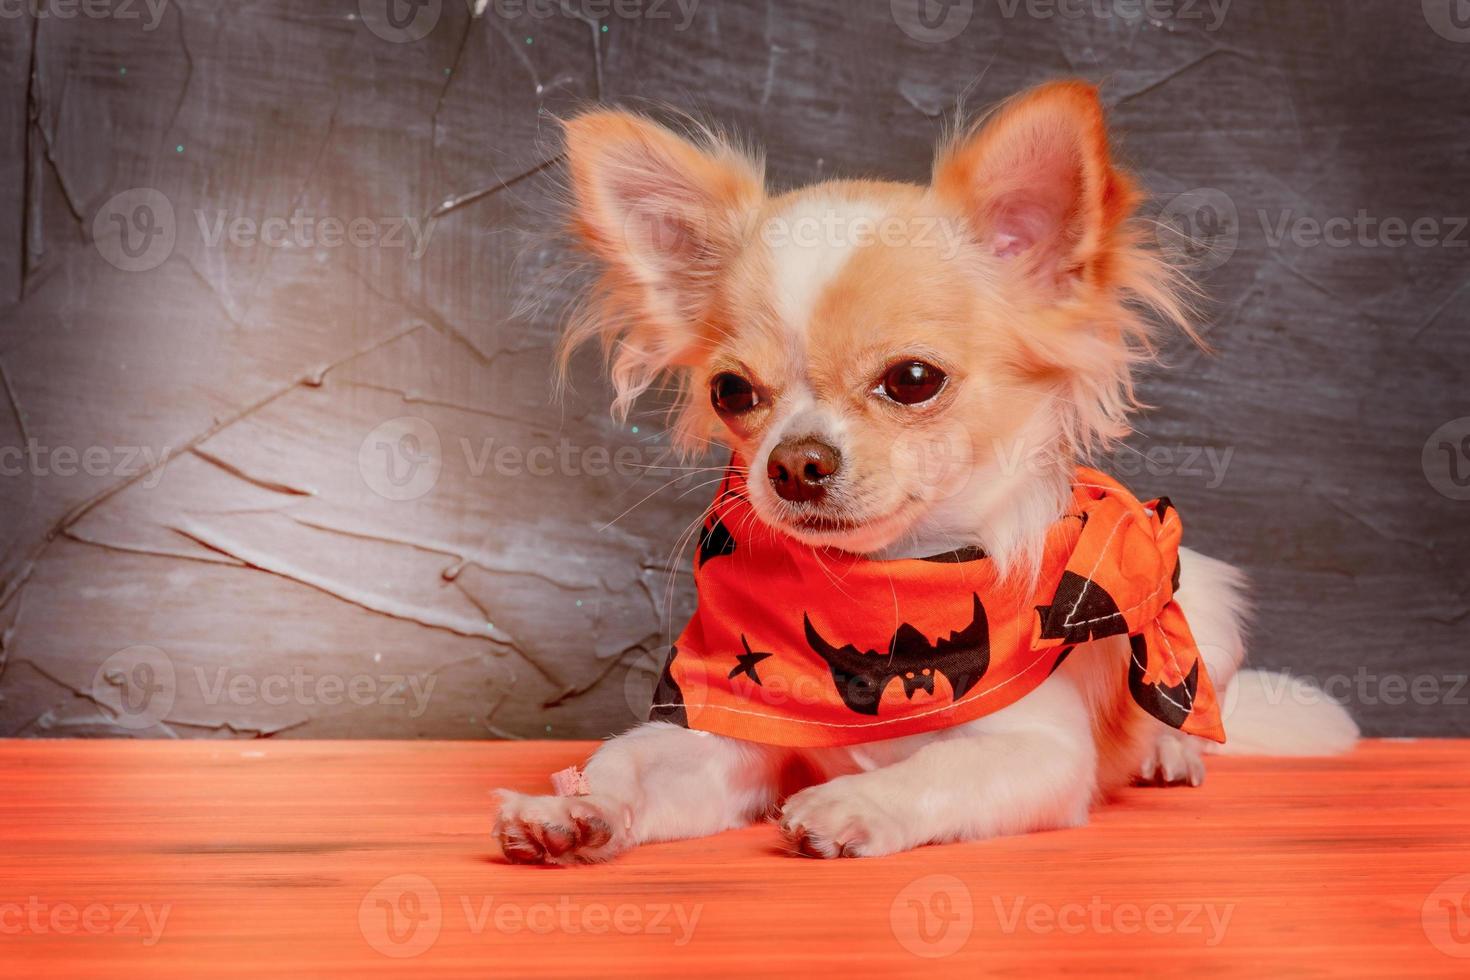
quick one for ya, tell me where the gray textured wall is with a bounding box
[0,0,1466,740]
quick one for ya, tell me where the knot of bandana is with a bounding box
[650,466,1226,749]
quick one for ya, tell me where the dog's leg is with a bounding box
[495,722,789,865]
[778,675,1099,858]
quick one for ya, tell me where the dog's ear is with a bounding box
[932,81,1138,291]
[562,110,764,370]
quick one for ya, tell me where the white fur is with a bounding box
[767,196,890,338]
[1212,669,1360,757]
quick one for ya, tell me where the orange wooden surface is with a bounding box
[4,739,1469,977]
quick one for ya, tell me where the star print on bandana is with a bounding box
[727,635,773,685]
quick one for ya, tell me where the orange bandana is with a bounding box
[651,466,1226,748]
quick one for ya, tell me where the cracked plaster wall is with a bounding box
[0,0,1466,739]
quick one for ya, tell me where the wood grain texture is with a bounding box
[0,1,1466,739]
[4,738,1470,976]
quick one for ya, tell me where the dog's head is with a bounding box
[560,81,1193,563]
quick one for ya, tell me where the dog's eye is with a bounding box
[710,372,759,415]
[880,361,947,405]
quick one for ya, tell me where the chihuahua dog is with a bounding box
[494,80,1357,864]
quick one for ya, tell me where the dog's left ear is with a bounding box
[933,81,1138,291]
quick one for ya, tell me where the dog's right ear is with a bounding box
[561,111,764,404]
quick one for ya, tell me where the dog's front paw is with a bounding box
[1137,728,1206,787]
[777,778,911,859]
[493,791,630,865]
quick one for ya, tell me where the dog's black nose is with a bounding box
[767,438,841,504]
